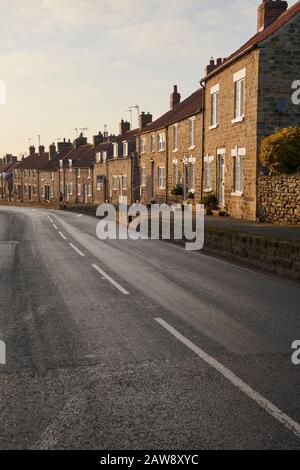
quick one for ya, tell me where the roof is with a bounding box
[0,161,18,176]
[17,153,51,171]
[63,145,95,168]
[205,0,300,79]
[138,88,202,134]
[115,128,139,143]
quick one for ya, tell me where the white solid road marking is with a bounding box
[155,318,300,440]
[76,214,83,218]
[59,231,67,240]
[92,264,129,295]
[69,243,85,257]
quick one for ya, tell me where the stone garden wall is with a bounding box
[258,174,300,225]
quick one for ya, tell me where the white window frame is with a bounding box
[189,117,196,149]
[150,135,155,153]
[210,85,219,129]
[77,183,81,196]
[158,167,166,189]
[122,175,128,190]
[172,124,178,152]
[96,152,101,163]
[69,182,73,196]
[88,168,91,179]
[140,137,146,154]
[112,175,119,191]
[113,143,119,158]
[232,68,246,124]
[123,141,128,157]
[173,159,178,186]
[102,151,107,162]
[204,155,214,192]
[231,147,245,196]
[158,133,166,152]
[141,167,147,187]
[88,184,92,197]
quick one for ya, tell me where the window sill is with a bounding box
[204,188,213,193]
[231,191,243,197]
[173,149,178,153]
[231,116,245,124]
[209,124,218,130]
[188,145,196,150]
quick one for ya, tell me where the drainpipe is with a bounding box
[200,78,206,201]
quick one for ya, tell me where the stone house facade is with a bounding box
[138,87,202,205]
[201,0,300,220]
[0,155,18,201]
[93,123,140,206]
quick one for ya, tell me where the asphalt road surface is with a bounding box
[0,206,299,450]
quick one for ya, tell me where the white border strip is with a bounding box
[155,318,300,440]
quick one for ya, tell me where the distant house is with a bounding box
[0,154,18,201]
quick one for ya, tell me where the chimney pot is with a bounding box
[170,85,181,109]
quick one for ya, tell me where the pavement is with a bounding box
[0,205,300,450]
[205,216,300,241]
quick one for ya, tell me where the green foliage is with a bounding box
[171,184,184,196]
[259,126,300,174]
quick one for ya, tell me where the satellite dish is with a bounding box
[276,99,289,113]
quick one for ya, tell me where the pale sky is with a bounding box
[0,0,297,157]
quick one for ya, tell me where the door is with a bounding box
[217,153,225,207]
[28,186,32,201]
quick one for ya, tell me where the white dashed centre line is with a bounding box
[155,318,300,440]
[59,232,67,240]
[69,243,85,257]
[53,224,58,230]
[92,264,129,295]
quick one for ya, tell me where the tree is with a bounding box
[259,126,300,174]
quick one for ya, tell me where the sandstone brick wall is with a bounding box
[258,173,300,225]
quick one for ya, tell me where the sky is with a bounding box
[0,0,297,157]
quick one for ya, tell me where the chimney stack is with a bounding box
[39,145,45,156]
[93,132,104,147]
[29,145,36,157]
[119,120,131,135]
[73,133,87,150]
[49,143,57,160]
[170,85,181,109]
[257,0,288,32]
[139,112,153,130]
[58,138,72,157]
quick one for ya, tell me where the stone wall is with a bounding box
[258,174,300,225]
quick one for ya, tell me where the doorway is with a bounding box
[217,152,225,207]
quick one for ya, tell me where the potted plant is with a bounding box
[200,193,217,215]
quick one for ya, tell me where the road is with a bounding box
[0,205,299,450]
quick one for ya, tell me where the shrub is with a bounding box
[201,193,217,210]
[259,126,300,174]
[171,184,184,196]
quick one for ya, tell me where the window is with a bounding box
[41,186,45,197]
[122,175,128,190]
[60,181,64,193]
[189,118,195,148]
[96,152,101,163]
[113,143,119,158]
[50,187,54,199]
[112,176,118,190]
[59,160,63,171]
[88,168,91,179]
[77,183,81,196]
[102,151,107,162]
[68,159,72,171]
[33,185,37,196]
[96,175,102,190]
[173,125,178,151]
[88,184,92,197]
[210,88,219,128]
[69,182,73,195]
[188,163,195,191]
[123,142,128,157]
[141,167,147,187]
[150,135,155,153]
[231,147,245,194]
[234,79,245,121]
[204,156,214,192]
[140,137,146,154]
[158,133,165,152]
[233,68,246,122]
[173,161,178,186]
[158,167,166,189]
[77,169,80,178]
[51,172,54,181]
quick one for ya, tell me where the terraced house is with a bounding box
[139,86,203,205]
[201,0,300,220]
[93,121,139,206]
[0,154,18,201]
